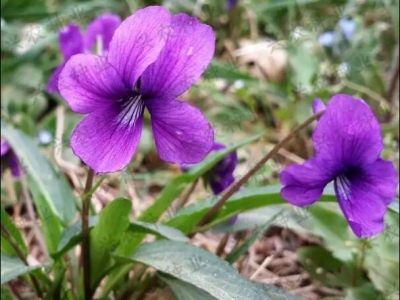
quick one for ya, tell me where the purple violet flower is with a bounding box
[1,139,21,178]
[318,31,336,47]
[312,98,326,114]
[280,94,398,238]
[47,13,121,93]
[226,0,239,10]
[58,6,215,173]
[208,142,238,195]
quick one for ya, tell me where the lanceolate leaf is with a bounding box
[1,207,28,256]
[1,124,77,225]
[0,254,41,285]
[115,240,269,300]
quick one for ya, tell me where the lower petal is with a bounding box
[70,101,144,173]
[146,98,214,164]
[210,173,234,195]
[280,158,334,206]
[334,159,398,238]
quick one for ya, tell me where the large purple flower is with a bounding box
[47,13,121,93]
[1,139,21,178]
[208,142,238,195]
[280,94,398,238]
[58,6,215,173]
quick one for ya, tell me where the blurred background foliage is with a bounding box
[1,0,399,299]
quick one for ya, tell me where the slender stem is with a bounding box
[82,168,95,300]
[20,177,48,258]
[1,224,42,298]
[193,111,324,230]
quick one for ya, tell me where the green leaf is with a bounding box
[103,134,264,296]
[116,133,264,256]
[203,60,254,82]
[164,185,325,235]
[53,215,188,260]
[345,283,383,300]
[297,246,364,288]
[89,199,132,287]
[1,207,28,256]
[225,211,281,264]
[53,217,99,260]
[0,286,14,300]
[159,275,218,300]
[0,254,41,284]
[1,123,77,225]
[115,240,270,300]
[26,177,63,254]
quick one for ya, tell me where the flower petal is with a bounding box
[47,63,65,93]
[107,6,171,88]
[84,13,121,53]
[59,24,84,60]
[312,98,326,114]
[146,98,214,164]
[9,152,21,178]
[334,159,398,238]
[313,94,383,166]
[280,158,335,206]
[1,139,10,156]
[210,173,235,195]
[71,101,144,173]
[140,13,215,98]
[59,53,128,114]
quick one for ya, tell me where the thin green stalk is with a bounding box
[192,110,324,233]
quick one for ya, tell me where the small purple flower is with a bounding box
[58,7,215,173]
[47,13,121,93]
[280,94,398,238]
[226,0,239,10]
[208,142,238,195]
[1,139,21,178]
[312,98,326,114]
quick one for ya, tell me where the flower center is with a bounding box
[334,166,361,202]
[118,93,144,126]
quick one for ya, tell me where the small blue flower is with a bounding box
[339,18,356,40]
[318,31,336,47]
[38,130,53,145]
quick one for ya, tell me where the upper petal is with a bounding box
[71,100,144,173]
[312,94,383,166]
[84,13,121,53]
[140,13,215,99]
[146,98,214,164]
[334,159,398,238]
[280,158,336,206]
[312,98,326,114]
[107,6,171,88]
[59,24,84,60]
[58,53,128,114]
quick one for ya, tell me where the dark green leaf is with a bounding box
[159,275,218,300]
[0,254,41,284]
[89,199,132,287]
[1,207,28,256]
[115,240,270,300]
